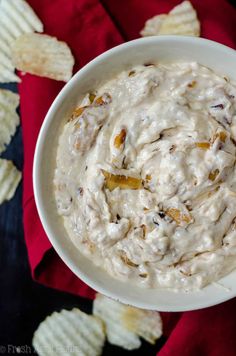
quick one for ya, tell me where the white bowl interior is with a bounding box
[34,36,236,311]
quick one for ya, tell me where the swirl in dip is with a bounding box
[54,62,236,290]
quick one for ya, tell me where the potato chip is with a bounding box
[93,294,141,350]
[140,14,167,37]
[0,69,20,83]
[93,294,162,347]
[33,308,105,356]
[0,0,43,82]
[0,51,21,83]
[0,26,15,45]
[12,33,75,82]
[121,306,162,344]
[159,1,200,36]
[0,35,20,83]
[140,1,200,37]
[0,38,12,57]
[0,89,20,153]
[0,159,21,204]
[0,88,20,109]
[0,0,43,38]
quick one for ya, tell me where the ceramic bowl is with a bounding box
[33,36,236,311]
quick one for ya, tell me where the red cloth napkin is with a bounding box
[19,0,236,354]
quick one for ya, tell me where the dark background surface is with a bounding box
[0,84,166,355]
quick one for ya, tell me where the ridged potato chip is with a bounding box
[93,294,141,350]
[0,38,12,57]
[0,159,21,204]
[0,89,20,153]
[0,31,19,83]
[12,33,75,82]
[140,14,167,37]
[159,1,200,36]
[121,306,162,344]
[32,308,105,356]
[0,52,20,83]
[140,1,200,37]
[0,26,15,44]
[0,0,43,38]
[0,0,43,83]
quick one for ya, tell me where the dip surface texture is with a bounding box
[54,62,236,290]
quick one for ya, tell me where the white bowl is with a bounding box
[33,36,236,311]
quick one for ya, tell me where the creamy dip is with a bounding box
[54,62,236,290]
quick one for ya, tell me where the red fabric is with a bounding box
[20,0,123,298]
[19,0,236,354]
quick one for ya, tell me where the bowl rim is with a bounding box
[33,35,236,311]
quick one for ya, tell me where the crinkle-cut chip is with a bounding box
[0,38,12,56]
[0,47,19,83]
[0,0,43,39]
[0,52,20,83]
[0,0,43,83]
[121,306,162,344]
[158,1,200,36]
[93,294,141,350]
[12,33,75,82]
[140,1,200,37]
[140,14,167,37]
[32,308,105,356]
[93,294,163,347]
[0,52,15,71]
[0,25,15,44]
[0,159,21,204]
[0,89,20,153]
[0,88,20,109]
[102,170,143,191]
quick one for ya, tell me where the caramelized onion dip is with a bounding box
[54,62,236,290]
